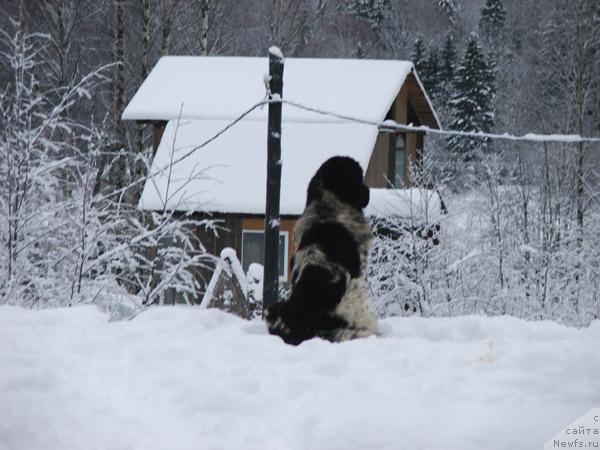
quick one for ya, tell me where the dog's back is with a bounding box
[266,157,377,345]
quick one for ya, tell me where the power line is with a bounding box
[275,99,600,144]
[112,95,600,203]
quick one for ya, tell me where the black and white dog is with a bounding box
[266,156,378,345]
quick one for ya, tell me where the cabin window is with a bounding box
[241,230,288,280]
[394,134,406,187]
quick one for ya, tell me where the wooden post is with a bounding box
[263,47,284,313]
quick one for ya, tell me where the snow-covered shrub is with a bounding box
[367,188,445,317]
[246,263,263,319]
[0,24,217,308]
[0,25,106,305]
[367,143,600,327]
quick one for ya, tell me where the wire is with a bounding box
[274,98,600,144]
[110,95,599,203]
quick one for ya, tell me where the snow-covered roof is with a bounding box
[139,119,378,215]
[132,55,442,215]
[140,118,444,217]
[122,56,437,125]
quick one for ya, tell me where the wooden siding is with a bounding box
[192,213,298,285]
[364,77,434,188]
[152,121,167,156]
[394,84,408,124]
[405,73,439,129]
[365,132,393,188]
[365,84,408,188]
[404,132,417,186]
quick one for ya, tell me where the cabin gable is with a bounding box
[365,74,435,189]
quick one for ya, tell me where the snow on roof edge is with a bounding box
[122,56,418,124]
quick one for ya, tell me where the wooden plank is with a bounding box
[152,121,167,156]
[405,73,440,129]
[365,132,392,188]
[394,85,408,124]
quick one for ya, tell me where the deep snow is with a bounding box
[1,306,598,450]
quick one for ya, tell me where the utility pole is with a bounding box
[263,46,284,313]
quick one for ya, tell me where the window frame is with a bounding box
[394,132,406,188]
[241,229,289,280]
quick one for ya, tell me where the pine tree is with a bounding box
[440,33,456,89]
[479,0,506,42]
[448,33,496,160]
[422,47,441,102]
[437,0,460,25]
[348,0,391,28]
[434,33,457,120]
[412,38,426,74]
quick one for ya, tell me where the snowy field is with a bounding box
[1,306,599,450]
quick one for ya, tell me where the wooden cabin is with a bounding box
[122,56,440,285]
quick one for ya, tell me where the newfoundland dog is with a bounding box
[266,156,378,345]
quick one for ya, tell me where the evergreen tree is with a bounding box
[348,0,391,29]
[422,47,441,102]
[435,33,457,115]
[479,0,507,43]
[448,33,496,160]
[412,38,426,74]
[440,33,457,88]
[437,0,460,25]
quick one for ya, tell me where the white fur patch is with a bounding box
[334,277,378,337]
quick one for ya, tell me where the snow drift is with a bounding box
[1,306,598,450]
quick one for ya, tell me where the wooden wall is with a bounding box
[193,213,298,282]
[364,132,393,188]
[364,82,427,188]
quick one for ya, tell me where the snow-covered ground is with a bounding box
[1,306,599,450]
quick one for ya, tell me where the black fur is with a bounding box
[268,266,350,345]
[266,156,377,345]
[297,222,361,279]
[306,156,370,210]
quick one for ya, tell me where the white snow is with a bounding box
[121,56,419,124]
[139,119,377,214]
[246,263,264,307]
[519,133,595,143]
[385,124,600,144]
[268,46,284,61]
[199,260,223,308]
[1,306,598,450]
[221,247,247,292]
[366,188,444,220]
[247,263,263,283]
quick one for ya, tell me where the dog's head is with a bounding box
[306,156,370,210]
